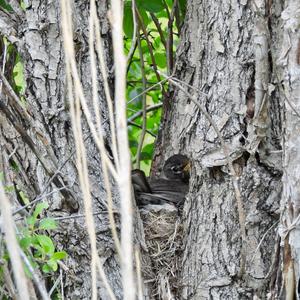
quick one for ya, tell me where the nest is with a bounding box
[140,204,184,300]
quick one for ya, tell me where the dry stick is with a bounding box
[73,88,98,300]
[89,2,102,140]
[0,70,60,171]
[89,0,122,257]
[171,76,209,98]
[0,182,30,300]
[2,262,17,299]
[0,70,32,122]
[126,0,138,64]
[60,268,65,300]
[128,121,156,138]
[250,221,279,264]
[128,103,163,123]
[127,78,168,105]
[109,0,136,298]
[52,210,118,222]
[48,276,60,297]
[0,74,78,211]
[13,187,67,215]
[166,0,178,75]
[273,70,300,119]
[60,2,116,299]
[65,16,98,298]
[135,27,148,169]
[126,41,138,75]
[13,134,92,216]
[0,39,7,93]
[60,5,118,183]
[19,250,50,300]
[167,77,247,277]
[93,7,120,171]
[135,249,144,300]
[174,2,181,35]
[136,8,167,97]
[162,0,171,19]
[150,13,167,48]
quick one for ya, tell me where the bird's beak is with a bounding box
[183,161,191,173]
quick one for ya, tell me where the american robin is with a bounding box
[132,154,190,207]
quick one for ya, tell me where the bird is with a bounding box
[132,154,190,207]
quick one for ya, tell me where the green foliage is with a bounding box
[18,202,67,275]
[0,0,13,12]
[125,0,186,174]
[12,53,26,96]
[136,0,165,13]
[1,38,26,100]
[0,201,67,285]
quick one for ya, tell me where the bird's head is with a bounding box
[163,154,191,182]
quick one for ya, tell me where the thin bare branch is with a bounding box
[166,0,178,74]
[150,13,167,48]
[136,29,147,168]
[136,8,166,96]
[128,103,162,123]
[128,121,156,137]
[127,78,168,105]
[126,0,138,64]
[19,250,50,300]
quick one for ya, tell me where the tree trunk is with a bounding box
[277,1,300,298]
[153,0,287,298]
[1,0,299,299]
[0,1,123,299]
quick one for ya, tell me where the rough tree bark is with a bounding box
[152,0,298,298]
[0,1,124,299]
[1,0,299,299]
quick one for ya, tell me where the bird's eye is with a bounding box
[171,165,181,174]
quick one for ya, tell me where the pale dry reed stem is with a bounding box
[110,0,136,298]
[0,182,30,300]
[60,1,116,299]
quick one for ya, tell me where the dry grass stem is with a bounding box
[60,1,116,299]
[89,0,121,256]
[0,181,30,300]
[110,0,136,298]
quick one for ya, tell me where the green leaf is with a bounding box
[178,0,187,19]
[154,52,167,68]
[19,191,30,205]
[51,251,67,261]
[4,185,14,193]
[9,159,19,171]
[19,237,31,249]
[140,151,152,161]
[124,2,134,38]
[27,202,48,227]
[142,143,154,156]
[0,0,13,12]
[38,218,57,230]
[33,202,48,219]
[136,0,164,13]
[42,264,52,273]
[36,235,55,255]
[13,54,26,95]
[46,259,58,271]
[139,8,150,27]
